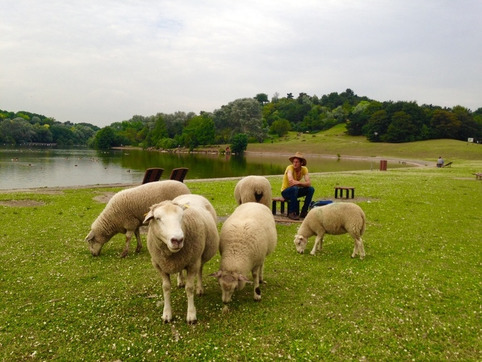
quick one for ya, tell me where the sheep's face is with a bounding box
[294,234,308,254]
[148,202,185,253]
[211,271,249,303]
[85,231,108,256]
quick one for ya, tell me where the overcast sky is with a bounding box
[1,0,481,127]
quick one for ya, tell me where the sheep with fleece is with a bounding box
[144,199,219,324]
[293,202,366,259]
[85,180,190,257]
[211,202,277,303]
[171,193,218,287]
[234,175,272,208]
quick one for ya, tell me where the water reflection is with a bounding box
[0,147,403,189]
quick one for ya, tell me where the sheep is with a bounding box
[211,202,277,303]
[171,193,218,287]
[143,200,219,324]
[85,180,191,257]
[234,175,272,208]
[293,202,366,259]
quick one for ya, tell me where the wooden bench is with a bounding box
[169,167,189,182]
[443,162,452,168]
[142,168,164,184]
[334,186,355,199]
[272,196,289,216]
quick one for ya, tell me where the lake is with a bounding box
[0,147,404,190]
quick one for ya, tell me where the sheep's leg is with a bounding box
[259,263,265,284]
[355,237,365,259]
[196,265,204,296]
[121,231,133,258]
[252,266,262,301]
[134,227,142,253]
[310,234,324,255]
[185,265,198,324]
[176,271,185,288]
[160,272,172,323]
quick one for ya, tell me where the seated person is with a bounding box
[281,152,315,220]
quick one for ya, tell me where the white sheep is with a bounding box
[85,180,191,257]
[293,202,366,259]
[234,175,272,208]
[211,202,277,303]
[171,193,218,287]
[144,200,219,324]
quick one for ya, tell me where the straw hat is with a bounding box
[289,152,307,166]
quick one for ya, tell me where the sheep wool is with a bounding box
[85,180,190,257]
[144,200,219,324]
[294,202,366,259]
[234,175,272,208]
[172,194,217,224]
[211,202,277,303]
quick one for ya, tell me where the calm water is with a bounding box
[0,147,402,189]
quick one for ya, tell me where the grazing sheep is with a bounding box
[211,202,277,303]
[144,200,219,324]
[293,202,366,259]
[234,175,272,208]
[85,180,191,257]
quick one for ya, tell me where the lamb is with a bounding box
[211,202,277,303]
[293,202,366,259]
[234,175,272,208]
[85,180,191,257]
[143,200,219,324]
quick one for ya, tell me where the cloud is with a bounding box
[1,0,481,126]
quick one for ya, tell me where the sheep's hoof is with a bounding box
[135,246,142,253]
[162,318,172,324]
[187,318,198,325]
[120,250,128,258]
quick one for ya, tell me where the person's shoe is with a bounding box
[288,212,299,220]
[300,210,308,218]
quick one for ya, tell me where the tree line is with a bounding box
[2,89,481,152]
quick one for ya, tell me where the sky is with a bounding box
[1,0,481,127]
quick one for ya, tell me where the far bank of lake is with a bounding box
[0,147,414,190]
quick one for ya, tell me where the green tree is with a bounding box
[93,126,116,150]
[430,110,461,139]
[213,98,265,142]
[384,111,417,142]
[230,133,248,154]
[363,110,389,141]
[270,119,291,137]
[254,93,269,105]
[182,114,215,150]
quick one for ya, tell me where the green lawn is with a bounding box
[0,135,481,360]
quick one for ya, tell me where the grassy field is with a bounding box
[0,132,481,360]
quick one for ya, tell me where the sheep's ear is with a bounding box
[143,210,154,224]
[209,271,222,278]
[85,230,95,242]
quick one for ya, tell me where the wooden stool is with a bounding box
[272,196,289,215]
[334,186,355,199]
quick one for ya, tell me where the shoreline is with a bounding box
[0,159,429,194]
